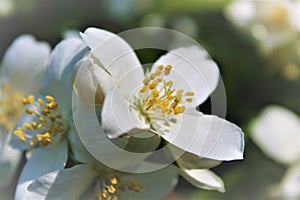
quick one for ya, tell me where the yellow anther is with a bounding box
[143,78,150,85]
[27,95,35,104]
[41,109,50,116]
[37,98,44,106]
[102,191,108,198]
[25,109,34,115]
[45,95,54,103]
[174,106,185,115]
[185,91,195,96]
[150,73,156,80]
[49,116,56,122]
[13,127,26,142]
[165,80,173,87]
[152,89,160,98]
[139,85,148,93]
[36,132,51,142]
[147,98,157,107]
[22,98,29,104]
[46,103,57,109]
[162,101,169,107]
[186,98,193,103]
[164,65,173,76]
[149,81,158,90]
[107,185,116,194]
[154,70,161,76]
[158,65,164,71]
[176,89,184,96]
[56,114,62,119]
[166,64,172,70]
[38,117,45,122]
[23,123,32,130]
[167,95,175,100]
[110,177,118,185]
[30,139,37,146]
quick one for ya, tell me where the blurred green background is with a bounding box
[1,0,299,199]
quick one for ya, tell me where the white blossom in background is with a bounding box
[0,35,50,198]
[9,36,89,199]
[250,105,300,199]
[73,27,244,192]
[225,0,300,52]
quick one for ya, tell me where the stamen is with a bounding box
[135,64,195,131]
[97,173,143,200]
[13,94,64,147]
[0,84,23,131]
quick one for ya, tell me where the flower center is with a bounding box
[0,84,23,131]
[135,64,194,123]
[13,95,65,147]
[96,173,143,200]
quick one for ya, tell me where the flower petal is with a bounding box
[80,27,144,97]
[1,35,50,95]
[270,162,300,199]
[250,105,300,165]
[42,37,88,114]
[120,165,178,200]
[152,45,219,107]
[26,164,98,200]
[179,168,225,192]
[14,140,68,199]
[102,88,150,138]
[168,144,221,169]
[73,94,155,171]
[67,121,98,164]
[0,132,23,189]
[160,108,244,161]
[72,56,113,105]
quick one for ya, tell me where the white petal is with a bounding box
[27,164,98,200]
[152,45,219,107]
[168,144,221,169]
[179,168,225,192]
[160,108,244,161]
[72,56,113,105]
[120,165,178,199]
[72,94,154,171]
[14,140,68,200]
[42,37,88,114]
[250,105,300,165]
[67,121,98,164]
[225,0,256,27]
[102,88,150,138]
[81,27,144,97]
[0,134,23,188]
[1,35,50,95]
[271,162,300,199]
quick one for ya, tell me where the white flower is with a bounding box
[73,27,244,191]
[0,35,50,197]
[24,163,178,200]
[9,36,88,199]
[225,0,300,51]
[250,105,300,199]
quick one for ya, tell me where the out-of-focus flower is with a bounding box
[9,37,88,199]
[73,27,244,192]
[25,162,178,200]
[0,35,50,197]
[0,0,15,16]
[250,105,300,199]
[226,0,300,52]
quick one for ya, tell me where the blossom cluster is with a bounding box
[0,28,244,199]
